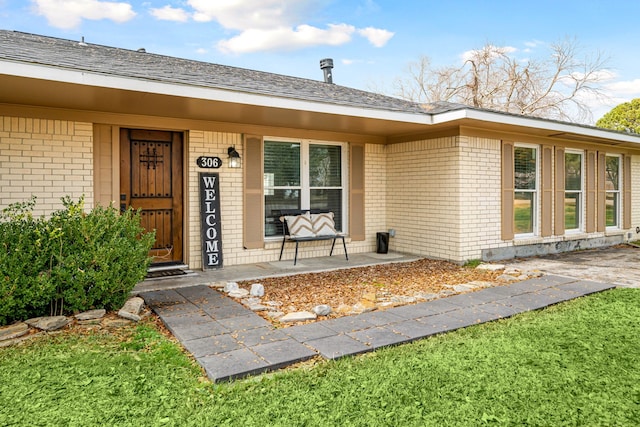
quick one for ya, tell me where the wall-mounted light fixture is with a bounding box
[227,146,241,168]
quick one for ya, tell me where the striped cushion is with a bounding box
[311,212,337,236]
[285,213,315,238]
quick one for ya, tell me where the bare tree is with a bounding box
[392,38,610,123]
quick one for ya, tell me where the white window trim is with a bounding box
[263,137,348,239]
[565,149,584,233]
[605,153,622,230]
[514,143,539,238]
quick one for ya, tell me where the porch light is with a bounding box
[227,146,241,168]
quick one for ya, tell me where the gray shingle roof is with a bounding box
[0,30,464,116]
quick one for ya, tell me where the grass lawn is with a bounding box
[1,289,639,426]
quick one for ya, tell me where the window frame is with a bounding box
[263,137,348,239]
[564,149,584,233]
[605,153,622,229]
[513,143,539,237]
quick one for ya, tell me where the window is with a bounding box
[263,139,344,237]
[605,154,621,228]
[564,151,583,231]
[514,145,538,235]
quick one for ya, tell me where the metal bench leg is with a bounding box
[294,241,299,265]
[341,236,349,261]
[279,238,286,261]
[330,237,337,256]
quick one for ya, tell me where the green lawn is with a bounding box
[1,289,639,426]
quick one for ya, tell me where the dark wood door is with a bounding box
[120,129,183,265]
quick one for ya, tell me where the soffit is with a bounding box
[0,73,433,140]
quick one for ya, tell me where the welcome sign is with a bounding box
[199,172,223,269]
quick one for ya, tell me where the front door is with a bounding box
[120,129,183,265]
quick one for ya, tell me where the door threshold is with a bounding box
[148,263,189,273]
[145,265,198,281]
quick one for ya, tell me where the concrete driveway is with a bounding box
[504,245,640,288]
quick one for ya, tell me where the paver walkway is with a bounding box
[140,275,614,382]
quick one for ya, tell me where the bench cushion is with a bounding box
[311,212,337,236]
[284,212,315,238]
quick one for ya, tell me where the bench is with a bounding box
[278,209,349,265]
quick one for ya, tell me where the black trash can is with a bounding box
[376,232,390,254]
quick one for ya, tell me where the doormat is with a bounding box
[146,269,188,279]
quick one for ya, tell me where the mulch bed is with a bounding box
[237,259,504,325]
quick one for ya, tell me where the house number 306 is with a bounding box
[197,156,222,169]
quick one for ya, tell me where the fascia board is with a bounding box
[0,60,433,126]
[432,107,640,145]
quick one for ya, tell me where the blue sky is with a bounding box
[1,0,639,123]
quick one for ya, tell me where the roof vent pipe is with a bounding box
[320,58,334,84]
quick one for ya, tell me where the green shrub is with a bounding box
[0,197,57,324]
[0,196,155,325]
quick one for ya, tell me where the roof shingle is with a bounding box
[0,30,460,116]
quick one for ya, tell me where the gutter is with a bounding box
[432,107,640,145]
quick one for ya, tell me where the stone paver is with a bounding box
[140,275,615,382]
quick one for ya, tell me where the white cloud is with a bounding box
[32,0,136,29]
[604,78,640,97]
[218,23,355,54]
[150,5,189,23]
[185,0,392,54]
[357,27,394,47]
[187,0,311,30]
[524,39,544,49]
[461,45,517,62]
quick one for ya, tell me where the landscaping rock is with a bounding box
[250,283,265,297]
[264,311,285,320]
[0,322,29,341]
[118,311,141,322]
[352,300,377,314]
[503,267,521,276]
[264,301,283,308]
[228,289,250,298]
[497,274,519,283]
[280,311,317,323]
[376,301,396,309]
[465,281,494,288]
[390,295,417,304]
[476,263,505,271]
[452,284,476,292]
[24,317,43,327]
[33,316,70,331]
[247,303,270,312]
[242,297,262,306]
[75,309,106,321]
[209,281,227,289]
[414,292,440,301]
[361,292,377,302]
[102,317,132,328]
[312,304,332,316]
[118,297,145,322]
[336,304,352,314]
[224,282,239,293]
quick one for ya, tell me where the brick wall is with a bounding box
[0,116,94,216]
[385,136,506,263]
[456,136,506,260]
[386,137,462,261]
[362,143,387,253]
